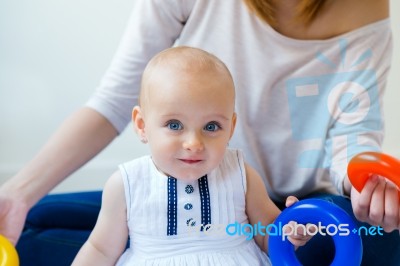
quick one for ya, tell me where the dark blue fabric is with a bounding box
[16,191,102,266]
[16,191,400,266]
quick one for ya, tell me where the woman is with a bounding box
[1,0,398,265]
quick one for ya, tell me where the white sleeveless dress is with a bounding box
[116,149,271,265]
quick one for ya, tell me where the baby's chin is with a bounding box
[170,172,207,182]
[163,168,209,182]
[159,162,212,181]
[151,160,204,180]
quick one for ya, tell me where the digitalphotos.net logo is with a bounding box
[187,221,384,241]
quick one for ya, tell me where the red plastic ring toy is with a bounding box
[347,151,400,193]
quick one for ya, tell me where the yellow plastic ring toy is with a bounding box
[0,235,19,266]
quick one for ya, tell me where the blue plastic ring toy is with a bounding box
[268,199,362,266]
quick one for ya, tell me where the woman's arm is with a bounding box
[0,107,118,244]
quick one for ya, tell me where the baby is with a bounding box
[72,46,311,265]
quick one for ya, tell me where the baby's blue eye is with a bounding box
[167,121,183,130]
[204,122,220,132]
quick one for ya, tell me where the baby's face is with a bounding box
[139,67,236,181]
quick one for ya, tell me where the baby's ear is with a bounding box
[132,106,147,143]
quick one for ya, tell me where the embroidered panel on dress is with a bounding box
[198,175,211,230]
[167,177,177,235]
[167,175,211,235]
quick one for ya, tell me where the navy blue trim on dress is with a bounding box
[167,176,177,235]
[198,175,211,231]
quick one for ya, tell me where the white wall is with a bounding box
[0,1,399,193]
[0,0,149,192]
[383,0,400,158]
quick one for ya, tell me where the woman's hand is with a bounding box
[350,175,400,232]
[0,189,29,245]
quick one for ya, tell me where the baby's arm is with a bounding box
[244,163,280,253]
[72,171,128,266]
[245,164,313,253]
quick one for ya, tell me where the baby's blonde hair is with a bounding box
[140,46,234,106]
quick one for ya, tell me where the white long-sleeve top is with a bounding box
[86,0,392,202]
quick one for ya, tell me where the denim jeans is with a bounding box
[16,191,400,266]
